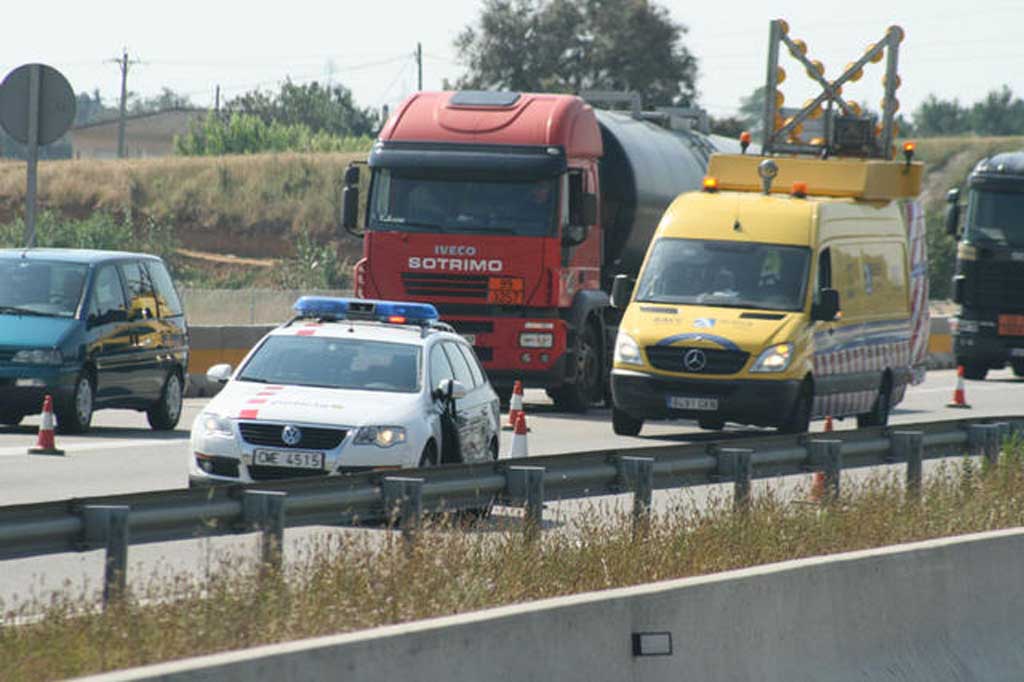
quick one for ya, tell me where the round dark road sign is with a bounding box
[0,64,76,146]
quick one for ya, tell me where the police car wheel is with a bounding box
[419,440,439,467]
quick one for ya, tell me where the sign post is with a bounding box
[0,64,76,248]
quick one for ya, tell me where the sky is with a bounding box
[2,0,1022,126]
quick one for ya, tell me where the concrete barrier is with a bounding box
[77,527,1024,682]
[184,317,957,397]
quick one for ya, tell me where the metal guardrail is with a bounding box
[1,416,1022,604]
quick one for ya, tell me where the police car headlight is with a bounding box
[198,412,233,437]
[12,349,63,365]
[354,426,407,448]
[614,331,642,365]
[750,343,794,373]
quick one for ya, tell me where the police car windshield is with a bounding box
[238,336,421,393]
[636,238,810,312]
[369,169,558,237]
[966,190,1024,247]
[0,259,87,318]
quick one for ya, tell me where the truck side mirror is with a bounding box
[945,188,961,237]
[610,274,635,309]
[952,274,966,304]
[341,185,360,234]
[812,288,840,322]
[564,171,596,246]
[344,164,360,186]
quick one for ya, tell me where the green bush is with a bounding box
[274,230,348,289]
[175,113,374,156]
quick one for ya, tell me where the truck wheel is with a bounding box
[612,407,643,436]
[147,371,183,431]
[857,375,891,428]
[779,382,812,434]
[0,412,23,426]
[962,363,988,381]
[56,373,94,434]
[551,321,603,413]
[1013,360,1024,378]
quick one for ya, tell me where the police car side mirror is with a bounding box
[206,363,233,384]
[435,378,467,401]
[812,288,840,322]
[610,274,634,309]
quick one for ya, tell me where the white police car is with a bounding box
[188,297,501,486]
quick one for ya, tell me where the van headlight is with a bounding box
[12,349,63,365]
[750,343,793,373]
[614,331,643,366]
[354,426,407,448]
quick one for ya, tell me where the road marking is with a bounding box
[0,438,188,458]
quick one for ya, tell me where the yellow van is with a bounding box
[609,153,927,435]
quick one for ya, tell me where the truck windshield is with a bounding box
[965,190,1024,247]
[635,238,811,312]
[238,336,421,393]
[0,259,87,318]
[368,169,558,237]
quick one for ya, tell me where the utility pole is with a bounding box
[108,49,139,159]
[416,43,423,91]
[214,85,221,115]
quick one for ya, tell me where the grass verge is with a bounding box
[3,442,1024,680]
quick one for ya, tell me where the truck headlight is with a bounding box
[12,349,63,365]
[519,332,554,348]
[750,343,794,373]
[614,331,643,365]
[953,318,979,334]
[354,426,407,448]
[197,412,233,437]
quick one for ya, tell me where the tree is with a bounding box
[454,0,698,107]
[912,95,970,136]
[130,88,194,115]
[737,86,766,136]
[969,86,1024,136]
[225,79,378,138]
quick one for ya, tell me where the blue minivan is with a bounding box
[0,249,189,433]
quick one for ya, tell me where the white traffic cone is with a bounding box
[29,394,65,456]
[503,379,524,431]
[509,412,529,458]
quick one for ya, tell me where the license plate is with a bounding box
[461,334,477,345]
[998,314,1024,336]
[667,396,718,411]
[253,449,324,470]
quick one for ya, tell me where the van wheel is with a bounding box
[857,376,891,428]
[147,372,183,431]
[962,362,988,381]
[551,321,603,413]
[779,383,812,434]
[612,407,643,436]
[56,373,94,434]
[1013,360,1024,378]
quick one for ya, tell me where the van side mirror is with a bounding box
[206,363,233,384]
[610,274,635,309]
[812,288,840,322]
[945,188,961,237]
[434,378,467,401]
[952,274,966,304]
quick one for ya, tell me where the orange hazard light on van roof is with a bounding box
[702,176,719,192]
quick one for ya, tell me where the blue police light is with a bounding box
[293,296,439,325]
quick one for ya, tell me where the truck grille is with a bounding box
[645,346,750,375]
[973,262,1024,309]
[448,320,495,334]
[401,273,488,299]
[238,422,347,450]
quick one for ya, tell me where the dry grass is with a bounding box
[3,443,1024,681]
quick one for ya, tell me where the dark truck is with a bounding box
[946,151,1024,379]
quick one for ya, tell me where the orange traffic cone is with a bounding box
[28,395,65,456]
[503,380,525,431]
[947,365,972,409]
[808,471,826,503]
[509,412,529,458]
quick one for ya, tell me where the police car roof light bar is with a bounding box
[293,296,440,325]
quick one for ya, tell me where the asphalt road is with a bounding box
[1,367,1021,609]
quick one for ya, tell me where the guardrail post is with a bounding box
[617,456,654,533]
[729,448,755,512]
[506,466,545,539]
[808,439,842,502]
[382,477,424,544]
[83,505,130,607]
[891,431,924,501]
[969,424,1002,467]
[243,490,286,572]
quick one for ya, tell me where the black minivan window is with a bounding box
[144,260,183,317]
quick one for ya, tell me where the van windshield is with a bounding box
[0,259,88,318]
[635,238,811,312]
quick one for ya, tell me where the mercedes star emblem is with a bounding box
[683,348,707,372]
[281,424,302,447]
